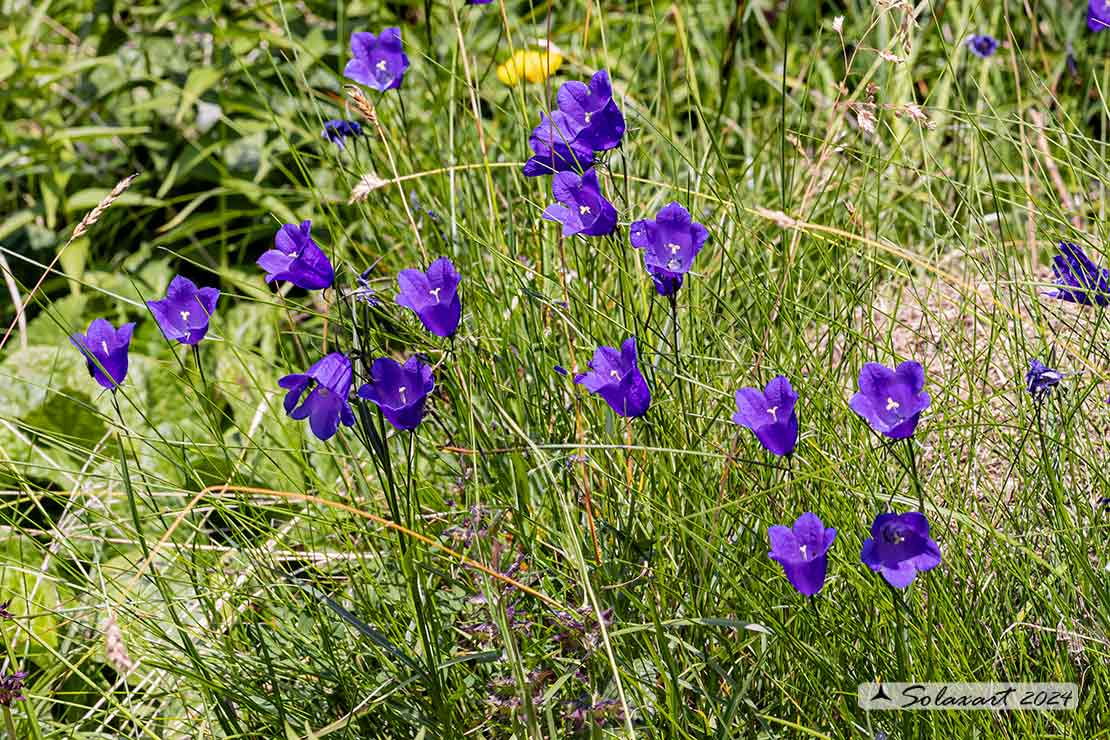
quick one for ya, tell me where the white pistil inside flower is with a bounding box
[376,60,388,72]
[398,386,407,403]
[885,397,900,411]
[799,543,808,558]
[666,242,681,255]
[180,310,191,323]
[584,112,592,124]
[579,205,591,215]
[767,406,778,421]
[609,370,620,379]
[429,287,442,301]
[101,341,110,355]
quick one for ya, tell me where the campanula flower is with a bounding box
[147,275,220,346]
[0,670,26,706]
[574,337,651,417]
[558,69,625,152]
[344,28,409,91]
[69,318,135,391]
[357,356,435,431]
[629,202,710,296]
[1044,242,1109,307]
[1090,0,1110,31]
[278,353,356,441]
[966,34,999,57]
[257,220,335,290]
[351,267,381,306]
[732,375,799,457]
[497,48,563,86]
[542,169,617,237]
[849,361,931,439]
[860,511,941,589]
[768,513,836,596]
[523,111,594,177]
[396,257,462,337]
[1026,359,1063,400]
[322,119,363,149]
[468,0,493,4]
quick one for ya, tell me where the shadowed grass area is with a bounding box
[1,0,1109,737]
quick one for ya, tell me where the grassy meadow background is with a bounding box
[2,0,1110,736]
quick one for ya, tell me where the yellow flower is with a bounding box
[496,48,564,86]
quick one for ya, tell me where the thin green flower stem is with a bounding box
[3,706,15,740]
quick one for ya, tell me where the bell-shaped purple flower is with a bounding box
[323,119,363,149]
[69,318,135,391]
[1026,359,1063,400]
[966,34,998,57]
[147,275,220,346]
[357,356,435,431]
[542,169,617,237]
[344,28,409,91]
[396,257,462,338]
[278,353,356,441]
[849,361,931,439]
[768,513,836,596]
[523,111,595,177]
[732,375,799,457]
[860,511,941,589]
[1044,242,1109,307]
[257,220,335,290]
[574,337,651,418]
[629,202,710,296]
[1091,0,1110,31]
[557,69,625,152]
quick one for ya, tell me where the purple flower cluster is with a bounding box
[524,70,624,177]
[0,670,27,706]
[768,510,940,594]
[1044,242,1109,307]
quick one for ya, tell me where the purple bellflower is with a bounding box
[258,220,335,290]
[357,356,435,431]
[1044,242,1109,307]
[860,511,941,589]
[629,202,710,296]
[1090,0,1110,31]
[323,119,363,149]
[344,28,409,91]
[768,513,836,596]
[279,353,356,441]
[523,111,594,177]
[467,0,493,4]
[542,169,617,237]
[732,375,799,457]
[557,69,625,152]
[966,34,999,57]
[574,337,651,418]
[147,275,220,346]
[69,318,135,391]
[1026,359,1063,400]
[396,257,462,337]
[0,670,26,706]
[849,361,931,440]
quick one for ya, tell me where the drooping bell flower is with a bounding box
[523,111,594,177]
[344,28,410,91]
[860,511,941,589]
[278,353,356,441]
[629,202,710,296]
[574,337,651,418]
[768,513,836,596]
[1090,0,1110,32]
[357,356,435,431]
[1025,359,1063,401]
[322,119,363,149]
[732,375,799,457]
[557,69,625,151]
[146,275,220,346]
[542,169,617,237]
[848,361,931,440]
[396,257,462,338]
[69,318,135,391]
[257,220,335,290]
[1044,241,1109,307]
